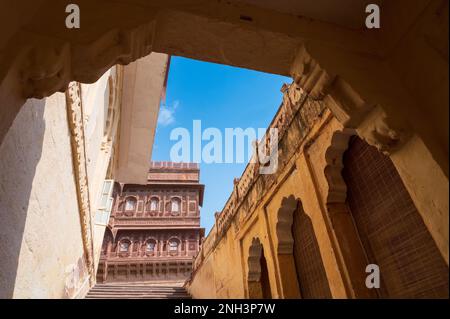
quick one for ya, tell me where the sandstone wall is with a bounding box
[0,69,116,298]
[0,94,87,298]
[187,84,448,299]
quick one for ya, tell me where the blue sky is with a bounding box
[152,56,291,233]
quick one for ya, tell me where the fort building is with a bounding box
[187,82,449,299]
[97,162,205,283]
[0,0,448,299]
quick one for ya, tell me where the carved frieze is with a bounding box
[65,82,95,286]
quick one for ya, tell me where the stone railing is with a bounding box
[150,161,199,169]
[191,82,327,274]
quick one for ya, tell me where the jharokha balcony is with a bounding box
[96,162,205,283]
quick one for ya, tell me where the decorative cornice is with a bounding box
[6,18,157,99]
[291,46,413,156]
[65,81,95,286]
[322,76,412,155]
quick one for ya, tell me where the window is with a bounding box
[94,180,114,226]
[150,198,159,211]
[146,241,156,252]
[125,197,137,211]
[171,198,181,215]
[119,241,129,252]
[169,240,179,252]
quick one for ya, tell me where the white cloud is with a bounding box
[157,100,179,126]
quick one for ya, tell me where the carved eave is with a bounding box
[113,53,169,184]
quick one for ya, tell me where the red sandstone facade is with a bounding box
[97,162,205,283]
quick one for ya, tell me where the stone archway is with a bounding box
[0,1,448,299]
[323,129,449,298]
[274,195,301,298]
[291,200,332,298]
[323,128,378,298]
[247,237,272,299]
[342,136,449,298]
[1,0,448,184]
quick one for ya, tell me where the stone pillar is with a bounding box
[106,241,112,258]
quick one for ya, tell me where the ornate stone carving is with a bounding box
[323,76,375,128]
[4,12,157,99]
[275,195,298,255]
[99,161,203,282]
[324,129,355,204]
[17,35,72,99]
[323,77,412,155]
[357,105,412,155]
[290,45,334,100]
[65,81,95,286]
[247,238,263,282]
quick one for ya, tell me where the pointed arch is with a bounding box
[275,195,298,255]
[247,237,272,299]
[322,128,376,298]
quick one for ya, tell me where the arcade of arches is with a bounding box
[0,0,448,298]
[188,85,448,298]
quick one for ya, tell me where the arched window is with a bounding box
[124,197,137,211]
[168,239,179,252]
[119,240,130,252]
[171,198,181,215]
[146,240,156,253]
[149,197,159,211]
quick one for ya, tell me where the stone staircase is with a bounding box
[85,281,191,299]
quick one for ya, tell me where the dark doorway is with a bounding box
[259,249,272,299]
[342,136,448,298]
[292,205,332,298]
